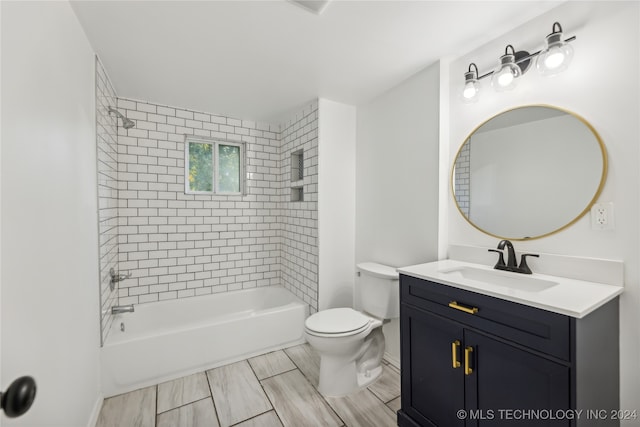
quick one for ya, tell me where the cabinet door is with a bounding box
[464,330,571,427]
[401,304,465,427]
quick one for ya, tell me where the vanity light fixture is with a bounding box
[463,22,576,101]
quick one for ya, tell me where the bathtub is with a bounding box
[101,285,308,397]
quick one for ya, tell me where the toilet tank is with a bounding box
[357,262,400,319]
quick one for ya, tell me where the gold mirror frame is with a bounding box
[451,105,608,241]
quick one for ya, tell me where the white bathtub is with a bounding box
[101,285,308,397]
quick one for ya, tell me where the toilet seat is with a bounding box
[305,308,378,337]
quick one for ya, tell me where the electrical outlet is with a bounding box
[591,202,614,230]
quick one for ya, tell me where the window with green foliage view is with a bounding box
[188,142,213,192]
[185,139,243,194]
[218,144,240,193]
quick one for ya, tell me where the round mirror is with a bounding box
[452,105,607,240]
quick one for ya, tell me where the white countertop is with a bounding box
[397,260,623,318]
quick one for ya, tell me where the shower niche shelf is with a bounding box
[291,187,304,202]
[290,149,304,202]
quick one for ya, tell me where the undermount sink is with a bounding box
[439,266,558,292]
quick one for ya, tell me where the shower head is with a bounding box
[121,117,135,129]
[108,106,135,129]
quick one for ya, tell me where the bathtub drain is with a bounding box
[120,322,125,332]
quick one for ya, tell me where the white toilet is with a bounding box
[304,262,399,397]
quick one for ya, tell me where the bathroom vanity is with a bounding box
[397,260,622,427]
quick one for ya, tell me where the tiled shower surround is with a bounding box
[280,104,319,312]
[98,89,320,342]
[115,97,282,305]
[95,58,119,344]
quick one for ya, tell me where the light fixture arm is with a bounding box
[552,22,563,34]
[504,45,516,56]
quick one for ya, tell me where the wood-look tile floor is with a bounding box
[95,343,401,427]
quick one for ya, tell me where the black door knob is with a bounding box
[1,376,36,418]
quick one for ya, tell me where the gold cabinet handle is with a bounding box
[451,340,461,368]
[448,301,479,315]
[464,346,474,375]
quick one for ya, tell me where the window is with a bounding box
[185,137,244,195]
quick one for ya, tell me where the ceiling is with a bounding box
[71,0,562,124]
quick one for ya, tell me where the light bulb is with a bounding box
[491,60,520,91]
[463,82,478,99]
[496,69,514,87]
[543,47,565,69]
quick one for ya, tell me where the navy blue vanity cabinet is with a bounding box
[400,304,465,426]
[398,274,620,427]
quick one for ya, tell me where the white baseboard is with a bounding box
[384,351,400,370]
[87,393,104,427]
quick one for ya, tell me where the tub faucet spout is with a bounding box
[112,305,135,314]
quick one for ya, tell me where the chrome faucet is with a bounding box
[111,304,135,314]
[488,240,539,274]
[109,267,131,291]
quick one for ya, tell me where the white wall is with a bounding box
[356,63,441,364]
[0,0,4,399]
[318,99,357,310]
[447,1,640,419]
[1,2,102,426]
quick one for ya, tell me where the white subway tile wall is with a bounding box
[96,57,119,344]
[115,98,281,304]
[111,98,319,312]
[454,140,470,217]
[280,102,319,312]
